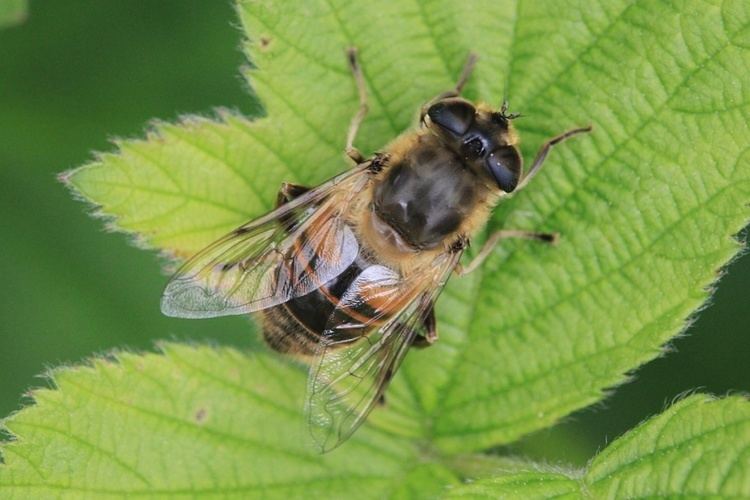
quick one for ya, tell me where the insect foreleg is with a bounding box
[420,52,478,123]
[455,230,559,277]
[345,47,369,165]
[518,125,592,190]
[453,52,478,95]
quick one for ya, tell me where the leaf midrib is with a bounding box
[0,474,394,496]
[412,0,455,81]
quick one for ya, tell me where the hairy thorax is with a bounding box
[353,131,499,272]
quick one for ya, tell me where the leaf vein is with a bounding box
[9,421,152,487]
[587,418,750,486]
[59,376,326,468]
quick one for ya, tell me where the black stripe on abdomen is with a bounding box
[261,255,371,356]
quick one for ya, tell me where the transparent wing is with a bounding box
[161,166,368,318]
[306,249,462,452]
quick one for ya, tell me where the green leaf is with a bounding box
[63,0,750,454]
[0,0,27,28]
[446,472,581,499]
[445,395,750,498]
[0,344,457,498]
[3,366,746,499]
[586,394,750,497]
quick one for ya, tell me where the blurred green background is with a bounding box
[1,0,747,465]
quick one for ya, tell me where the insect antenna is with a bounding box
[499,97,522,120]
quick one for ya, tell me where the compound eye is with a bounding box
[487,146,522,192]
[427,98,476,136]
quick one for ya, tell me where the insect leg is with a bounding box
[455,230,559,277]
[411,301,438,348]
[275,182,312,208]
[345,47,369,165]
[275,182,312,231]
[453,52,478,95]
[376,366,396,407]
[420,52,478,122]
[517,125,592,190]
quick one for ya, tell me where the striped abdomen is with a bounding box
[260,246,382,356]
[258,199,393,356]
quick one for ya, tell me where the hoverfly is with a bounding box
[161,48,591,452]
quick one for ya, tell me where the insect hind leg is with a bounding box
[275,182,311,208]
[275,182,312,232]
[410,301,438,348]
